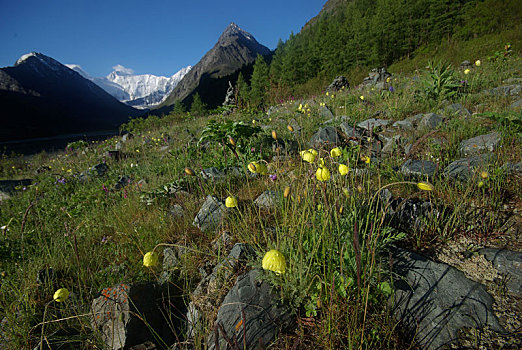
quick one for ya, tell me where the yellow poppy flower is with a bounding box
[271,130,278,140]
[301,151,316,163]
[360,95,364,100]
[330,147,342,157]
[143,251,159,267]
[316,167,331,181]
[184,167,195,176]
[225,196,238,208]
[53,288,69,302]
[464,69,470,75]
[262,249,286,275]
[287,125,294,132]
[339,164,349,175]
[229,137,236,146]
[284,186,291,198]
[475,60,481,67]
[417,182,434,191]
[480,171,488,179]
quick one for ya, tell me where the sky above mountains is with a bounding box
[0,0,324,77]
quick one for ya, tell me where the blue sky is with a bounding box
[0,0,325,77]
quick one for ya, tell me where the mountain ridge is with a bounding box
[0,52,141,142]
[161,22,271,108]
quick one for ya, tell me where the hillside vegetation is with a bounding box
[0,40,521,348]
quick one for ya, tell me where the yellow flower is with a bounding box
[317,204,323,210]
[316,166,331,182]
[478,181,484,188]
[300,150,317,163]
[361,155,371,164]
[480,171,488,179]
[135,149,140,153]
[287,125,294,132]
[184,167,195,176]
[53,288,69,302]
[252,120,256,124]
[464,69,470,75]
[339,164,349,175]
[309,148,318,156]
[262,249,286,275]
[284,186,291,198]
[417,182,434,191]
[225,196,238,208]
[330,147,342,157]
[326,92,329,96]
[475,60,481,67]
[331,94,334,99]
[360,95,364,100]
[143,251,159,267]
[386,77,391,83]
[271,130,278,140]
[229,137,236,147]
[342,187,350,197]
[298,103,303,110]
[248,161,267,175]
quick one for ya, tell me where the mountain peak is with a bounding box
[218,22,255,44]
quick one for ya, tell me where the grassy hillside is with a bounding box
[0,44,520,348]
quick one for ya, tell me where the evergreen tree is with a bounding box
[249,54,270,108]
[172,100,186,115]
[190,93,207,117]
[235,72,250,109]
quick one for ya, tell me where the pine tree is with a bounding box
[172,100,186,115]
[235,72,250,109]
[249,54,270,108]
[190,93,207,117]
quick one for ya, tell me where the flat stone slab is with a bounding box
[444,155,491,181]
[483,84,522,96]
[459,132,501,155]
[401,159,437,177]
[193,195,226,232]
[254,190,279,209]
[208,269,294,350]
[444,103,471,116]
[318,105,334,119]
[357,118,390,131]
[391,247,504,350]
[479,248,522,295]
[309,126,343,148]
[418,113,443,129]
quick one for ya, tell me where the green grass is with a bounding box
[0,49,521,349]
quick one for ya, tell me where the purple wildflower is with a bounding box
[101,236,108,244]
[269,174,277,181]
[102,184,109,195]
[389,86,395,92]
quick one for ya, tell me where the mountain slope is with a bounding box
[161,22,271,108]
[0,52,141,142]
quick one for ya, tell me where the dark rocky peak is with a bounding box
[217,22,271,55]
[11,52,79,80]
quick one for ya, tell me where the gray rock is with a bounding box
[254,190,279,210]
[401,159,437,177]
[115,141,123,151]
[392,119,414,130]
[460,60,472,69]
[309,126,343,148]
[193,196,226,232]
[159,247,181,285]
[212,231,233,254]
[381,135,402,155]
[113,175,131,190]
[361,67,391,86]
[444,103,471,116]
[326,75,349,92]
[386,197,441,232]
[391,247,504,350]
[121,133,133,142]
[357,118,390,131]
[444,155,492,181]
[479,248,522,295]
[339,121,368,140]
[483,84,522,97]
[0,191,9,204]
[509,98,522,109]
[501,161,522,175]
[189,244,256,337]
[200,167,226,181]
[168,204,184,219]
[91,283,182,349]
[318,105,334,119]
[459,131,501,155]
[418,113,443,129]
[90,163,109,177]
[207,269,294,350]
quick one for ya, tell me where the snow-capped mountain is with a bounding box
[66,64,191,109]
[1,52,140,142]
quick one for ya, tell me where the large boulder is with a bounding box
[91,283,184,349]
[444,155,492,181]
[400,159,437,178]
[207,269,294,350]
[479,248,522,295]
[309,126,343,149]
[326,76,349,92]
[391,247,504,349]
[459,131,501,155]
